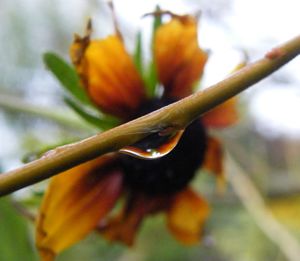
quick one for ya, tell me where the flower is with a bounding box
[36,11,238,261]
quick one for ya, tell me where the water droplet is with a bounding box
[119,129,184,159]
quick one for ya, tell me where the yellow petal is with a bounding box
[36,154,122,260]
[70,34,145,120]
[167,188,210,244]
[202,97,238,128]
[155,16,208,98]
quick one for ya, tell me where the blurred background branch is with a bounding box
[0,93,96,131]
[226,153,300,261]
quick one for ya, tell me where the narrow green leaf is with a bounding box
[0,197,37,261]
[43,52,92,106]
[144,5,162,97]
[145,63,158,97]
[153,5,163,32]
[133,31,143,75]
[64,97,119,130]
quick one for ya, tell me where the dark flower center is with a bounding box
[120,98,207,196]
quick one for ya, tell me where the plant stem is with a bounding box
[0,35,300,196]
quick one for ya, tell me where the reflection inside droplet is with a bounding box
[119,129,184,159]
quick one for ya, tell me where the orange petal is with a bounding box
[154,16,208,98]
[70,34,146,120]
[201,97,238,128]
[98,193,169,246]
[167,188,210,244]
[36,154,123,260]
[203,136,226,192]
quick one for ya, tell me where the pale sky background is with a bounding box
[111,0,300,137]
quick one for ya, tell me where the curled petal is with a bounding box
[202,97,238,128]
[69,19,92,66]
[98,193,170,246]
[154,16,208,98]
[167,188,210,244]
[70,34,146,120]
[98,207,141,246]
[36,155,123,260]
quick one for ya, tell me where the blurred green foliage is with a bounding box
[0,198,37,261]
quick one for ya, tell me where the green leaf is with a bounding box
[145,62,158,97]
[43,52,92,106]
[153,5,163,32]
[133,31,143,75]
[0,197,37,261]
[144,5,162,97]
[64,97,119,130]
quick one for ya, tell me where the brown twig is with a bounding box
[0,35,299,196]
